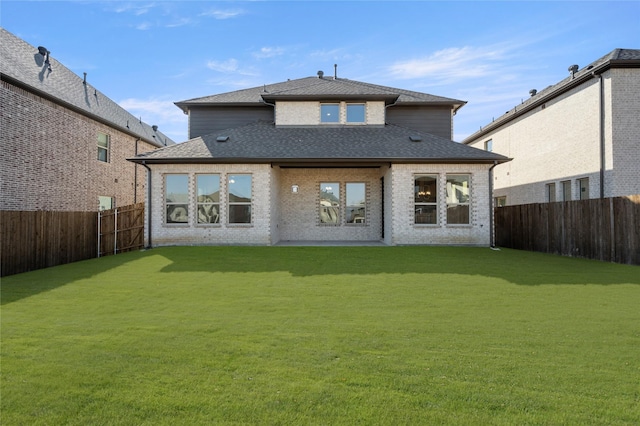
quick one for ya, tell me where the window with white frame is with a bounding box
[484,139,493,152]
[97,132,110,162]
[320,182,340,224]
[562,180,572,201]
[320,104,340,123]
[98,196,113,211]
[414,175,438,225]
[197,174,220,224]
[346,183,366,224]
[165,174,189,224]
[446,174,470,224]
[228,174,252,224]
[578,178,589,200]
[546,183,556,202]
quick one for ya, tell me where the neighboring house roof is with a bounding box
[462,48,640,144]
[129,120,509,166]
[175,76,466,111]
[0,28,175,148]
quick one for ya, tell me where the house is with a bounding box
[0,28,175,212]
[463,48,640,206]
[129,72,510,246]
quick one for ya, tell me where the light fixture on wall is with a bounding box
[291,185,299,193]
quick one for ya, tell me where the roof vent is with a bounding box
[37,46,52,72]
[568,64,579,78]
[216,136,229,142]
[152,125,158,131]
[317,70,324,79]
[529,89,537,97]
[409,135,422,142]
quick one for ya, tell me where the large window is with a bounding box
[414,175,438,224]
[446,175,470,224]
[346,183,366,224]
[228,174,252,224]
[320,104,340,123]
[97,132,110,162]
[197,174,220,224]
[562,180,572,201]
[346,104,365,123]
[165,174,189,224]
[320,182,340,224]
[578,178,589,200]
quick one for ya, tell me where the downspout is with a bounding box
[134,138,140,203]
[593,71,606,198]
[488,161,499,248]
[140,161,153,249]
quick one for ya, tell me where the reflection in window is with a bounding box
[197,174,220,224]
[165,174,189,224]
[320,104,340,123]
[228,174,252,224]
[346,183,366,224]
[562,180,572,201]
[320,182,340,224]
[578,178,589,200]
[414,175,438,224]
[446,175,470,224]
[346,104,365,123]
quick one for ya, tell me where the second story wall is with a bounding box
[188,106,273,139]
[386,105,453,140]
[275,101,386,126]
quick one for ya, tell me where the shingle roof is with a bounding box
[462,48,640,144]
[0,28,175,147]
[175,76,465,111]
[130,121,509,165]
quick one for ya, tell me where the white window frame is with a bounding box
[414,175,439,225]
[446,174,471,225]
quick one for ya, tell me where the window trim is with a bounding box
[227,174,252,225]
[446,174,471,226]
[320,103,340,124]
[561,180,572,201]
[414,174,439,226]
[97,132,110,163]
[546,183,556,203]
[346,103,366,123]
[578,177,589,200]
[164,174,190,225]
[484,139,493,152]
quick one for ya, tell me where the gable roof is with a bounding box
[462,48,640,144]
[129,120,509,166]
[0,28,175,148]
[175,76,466,112]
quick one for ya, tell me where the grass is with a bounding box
[1,246,639,425]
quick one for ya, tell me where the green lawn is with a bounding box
[2,246,639,425]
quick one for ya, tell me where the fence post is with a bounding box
[609,197,615,262]
[114,208,118,255]
[97,210,101,258]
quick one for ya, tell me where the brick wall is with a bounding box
[1,81,156,211]
[388,164,492,246]
[611,68,640,197]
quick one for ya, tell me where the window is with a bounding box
[578,178,589,200]
[346,183,366,224]
[546,183,556,202]
[562,180,572,201]
[414,175,438,225]
[97,132,110,162]
[197,174,220,224]
[320,182,340,224]
[320,104,340,123]
[346,104,365,123]
[98,196,113,211]
[165,174,189,224]
[484,139,493,152]
[494,196,507,207]
[228,174,252,224]
[446,175,470,224]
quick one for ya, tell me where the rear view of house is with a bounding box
[130,72,509,246]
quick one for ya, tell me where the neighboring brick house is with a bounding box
[0,28,175,212]
[463,48,640,206]
[130,73,509,246]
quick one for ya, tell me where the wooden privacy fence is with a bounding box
[494,195,640,265]
[1,203,145,277]
[98,203,145,258]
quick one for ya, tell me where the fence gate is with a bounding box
[98,203,145,257]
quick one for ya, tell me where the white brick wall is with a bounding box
[467,68,640,204]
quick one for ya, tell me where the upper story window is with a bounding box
[484,139,493,152]
[97,132,110,162]
[320,104,340,123]
[346,104,365,123]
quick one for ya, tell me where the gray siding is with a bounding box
[386,105,452,140]
[189,106,273,139]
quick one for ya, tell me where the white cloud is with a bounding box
[119,97,187,141]
[166,18,193,28]
[200,9,245,20]
[206,59,239,73]
[135,22,152,31]
[253,46,286,59]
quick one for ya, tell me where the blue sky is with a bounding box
[2,1,639,143]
